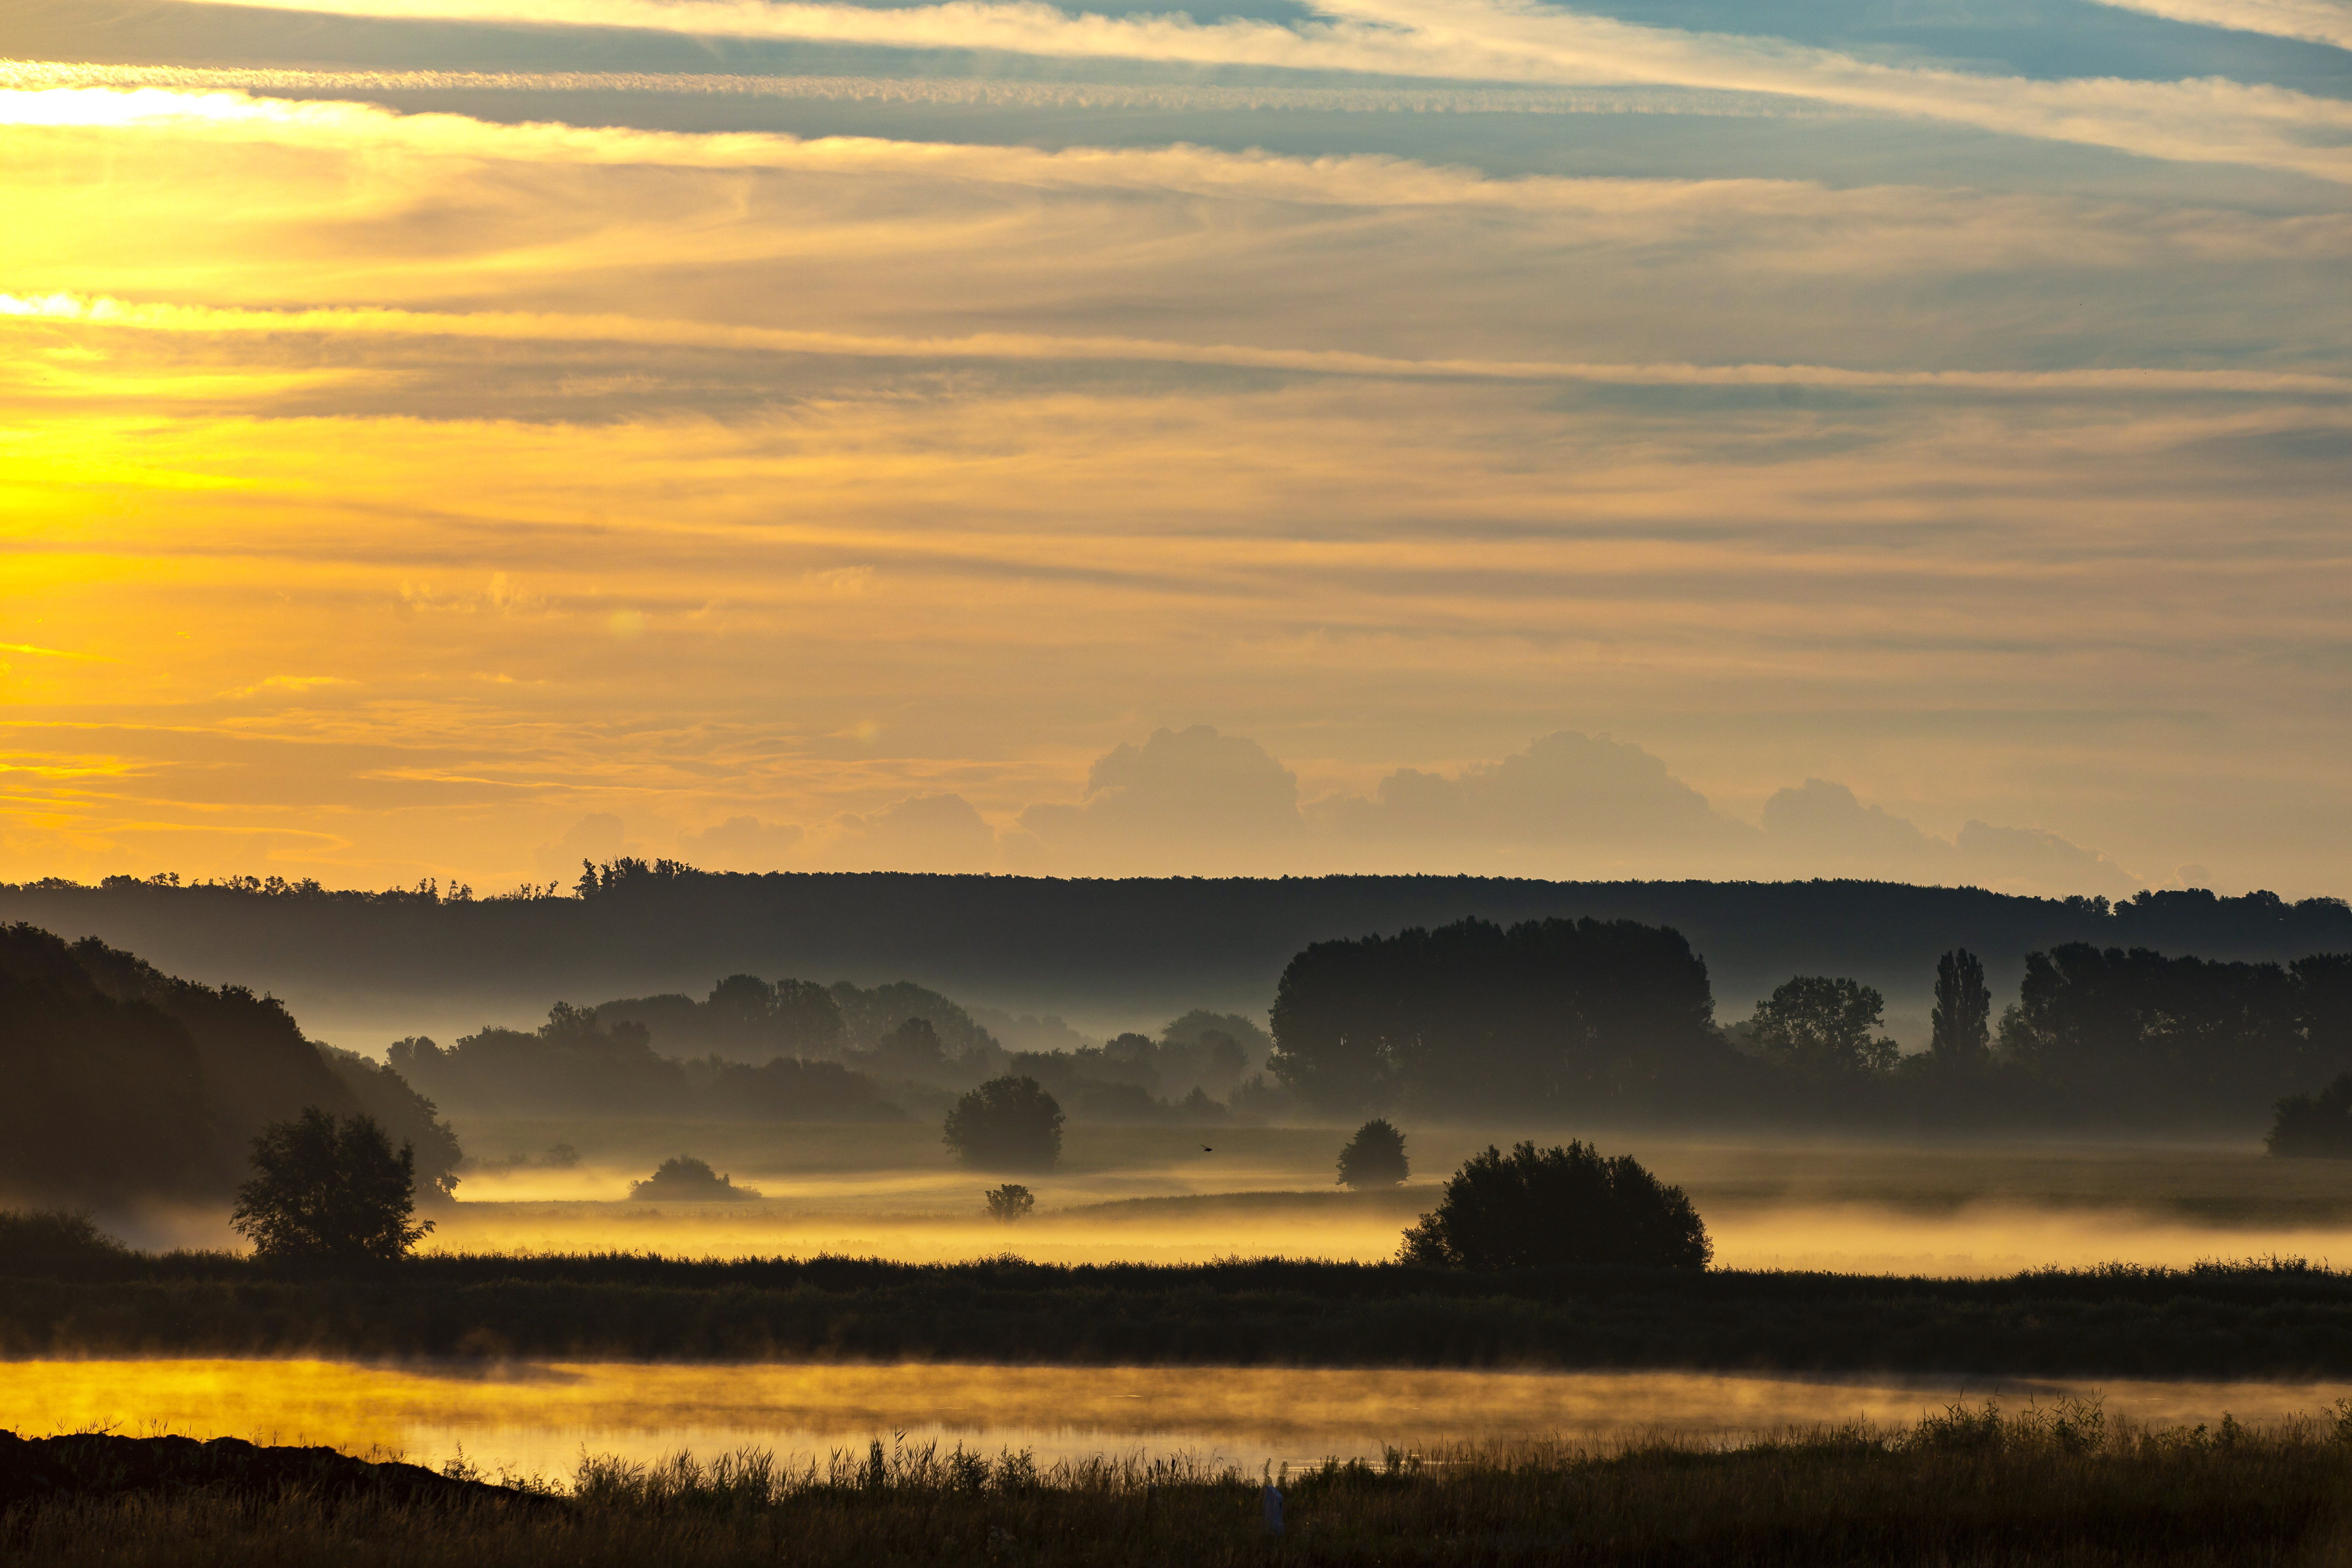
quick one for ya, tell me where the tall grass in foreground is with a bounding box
[11,1401,2352,1565]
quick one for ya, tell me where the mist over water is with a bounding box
[14,1360,2348,1481]
[26,1115,2352,1479]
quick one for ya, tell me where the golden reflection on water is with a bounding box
[4,1360,2346,1480]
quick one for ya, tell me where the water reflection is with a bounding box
[4,1360,2344,1481]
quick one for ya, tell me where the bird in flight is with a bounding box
[1200,1144,1213,1152]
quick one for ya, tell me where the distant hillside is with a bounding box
[0,923,458,1208]
[1,870,2343,1045]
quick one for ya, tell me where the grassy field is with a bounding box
[401,1122,2352,1272]
[10,1402,2352,1566]
[10,1253,2352,1377]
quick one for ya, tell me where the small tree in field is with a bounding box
[943,1075,1064,1171]
[1336,1119,1409,1188]
[1400,1140,1709,1271]
[230,1108,431,1263]
[984,1183,1036,1222]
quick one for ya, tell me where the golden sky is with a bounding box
[1,0,2348,896]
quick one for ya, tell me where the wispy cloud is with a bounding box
[18,292,2352,399]
[0,642,112,661]
[0,60,1813,118]
[2077,0,2352,49]
[147,0,2352,179]
[3,15,2348,900]
[13,290,2352,394]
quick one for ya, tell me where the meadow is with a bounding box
[392,1120,2352,1273]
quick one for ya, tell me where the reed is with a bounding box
[8,1401,2352,1566]
[5,1253,2352,1376]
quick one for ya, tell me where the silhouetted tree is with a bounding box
[597,974,848,1060]
[1270,917,1723,1117]
[2267,1074,2352,1158]
[0,1208,127,1273]
[1336,1118,1410,1188]
[943,1074,1064,1171]
[1748,976,1899,1076]
[1178,1085,1228,1121]
[1155,1011,1265,1096]
[1399,1140,1709,1270]
[831,980,1001,1059]
[317,1045,463,1200]
[874,1016,950,1074]
[983,1183,1035,1222]
[2002,943,2332,1120]
[681,1054,906,1122]
[230,1109,431,1263]
[628,1155,758,1201]
[390,1004,691,1116]
[1930,949,1992,1066]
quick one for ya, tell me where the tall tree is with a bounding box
[1747,976,1899,1076]
[942,1074,1064,1171]
[230,1109,432,1263]
[1269,916,1723,1117]
[1930,948,1993,1065]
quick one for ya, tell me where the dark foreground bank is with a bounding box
[0,1429,528,1511]
[8,1253,2352,1377]
[6,1404,2351,1567]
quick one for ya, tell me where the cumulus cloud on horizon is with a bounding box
[639,726,2145,898]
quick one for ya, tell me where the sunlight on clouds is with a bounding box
[144,0,2352,181]
[2078,0,2352,49]
[0,77,2346,891]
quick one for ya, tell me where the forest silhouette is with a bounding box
[4,869,2345,1042]
[13,879,2352,1211]
[0,924,456,1206]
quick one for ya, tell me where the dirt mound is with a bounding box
[0,1430,536,1511]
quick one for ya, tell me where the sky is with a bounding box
[0,0,2347,898]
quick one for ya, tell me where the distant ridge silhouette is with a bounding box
[2,871,2342,1033]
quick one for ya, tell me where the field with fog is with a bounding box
[396,1119,2352,1274]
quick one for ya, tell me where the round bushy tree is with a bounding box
[1747,976,1899,1076]
[1336,1118,1410,1188]
[1399,1140,1710,1270]
[943,1075,1064,1171]
[2268,1074,2352,1158]
[629,1155,759,1201]
[230,1108,432,1263]
[983,1183,1036,1222]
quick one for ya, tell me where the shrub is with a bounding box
[629,1156,759,1201]
[0,1208,128,1273]
[984,1183,1035,1223]
[1399,1139,1710,1270]
[1336,1119,1409,1188]
[2268,1074,2352,1157]
[943,1075,1064,1171]
[230,1109,432,1263]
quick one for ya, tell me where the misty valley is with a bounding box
[11,871,2352,1563]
